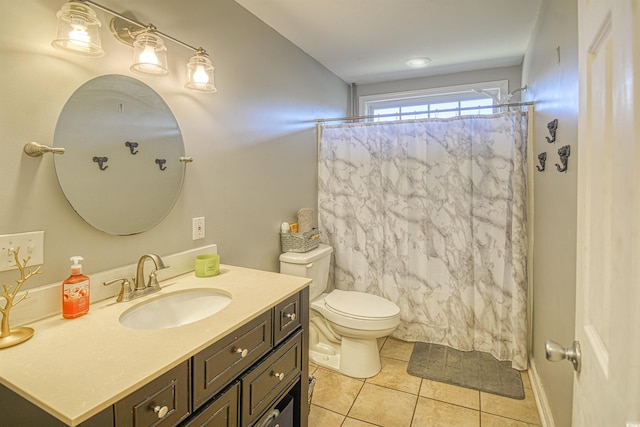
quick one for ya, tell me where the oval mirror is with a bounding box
[53,75,186,235]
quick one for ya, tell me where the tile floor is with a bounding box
[308,337,541,427]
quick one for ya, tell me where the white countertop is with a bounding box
[0,265,310,426]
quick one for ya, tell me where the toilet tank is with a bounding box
[279,244,332,300]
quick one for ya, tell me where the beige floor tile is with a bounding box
[520,371,532,390]
[379,337,415,362]
[308,405,344,427]
[377,337,387,350]
[349,383,417,427]
[311,367,364,415]
[308,339,544,427]
[481,387,541,425]
[367,357,421,394]
[342,418,381,427]
[419,379,480,410]
[411,397,479,427]
[481,412,540,426]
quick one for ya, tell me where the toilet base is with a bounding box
[310,336,382,379]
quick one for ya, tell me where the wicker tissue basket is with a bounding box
[280,229,320,253]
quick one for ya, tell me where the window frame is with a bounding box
[359,80,509,121]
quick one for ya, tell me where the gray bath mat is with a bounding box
[407,342,524,400]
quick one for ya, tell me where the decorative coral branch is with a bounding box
[0,248,42,338]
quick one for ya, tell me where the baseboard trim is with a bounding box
[529,358,556,427]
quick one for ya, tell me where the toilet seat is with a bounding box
[324,290,400,320]
[311,290,400,331]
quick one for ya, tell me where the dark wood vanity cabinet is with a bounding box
[0,288,309,427]
[117,288,308,427]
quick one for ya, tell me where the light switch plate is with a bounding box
[192,217,205,240]
[0,231,45,272]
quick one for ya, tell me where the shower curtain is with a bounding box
[318,111,528,369]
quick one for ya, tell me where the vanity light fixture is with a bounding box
[51,0,216,93]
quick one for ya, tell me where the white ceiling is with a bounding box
[234,0,542,85]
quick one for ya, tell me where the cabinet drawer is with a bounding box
[241,331,302,425]
[273,293,301,345]
[193,311,273,409]
[115,361,190,427]
[182,382,239,427]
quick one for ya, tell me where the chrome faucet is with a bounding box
[103,253,169,302]
[134,254,168,296]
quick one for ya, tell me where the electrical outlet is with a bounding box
[192,217,205,240]
[0,231,45,272]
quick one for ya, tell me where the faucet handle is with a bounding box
[103,278,133,302]
[146,270,161,289]
[146,263,170,289]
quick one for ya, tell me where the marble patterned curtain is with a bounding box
[318,111,528,369]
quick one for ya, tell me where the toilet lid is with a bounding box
[325,290,400,319]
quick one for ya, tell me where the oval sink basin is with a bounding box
[119,288,232,330]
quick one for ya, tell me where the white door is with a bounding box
[574,0,640,425]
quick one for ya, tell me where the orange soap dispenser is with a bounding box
[62,256,90,319]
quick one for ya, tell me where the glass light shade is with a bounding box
[51,2,103,57]
[130,33,168,75]
[185,53,216,93]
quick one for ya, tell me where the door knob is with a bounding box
[545,339,581,372]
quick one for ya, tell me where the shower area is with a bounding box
[317,110,530,370]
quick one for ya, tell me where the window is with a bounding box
[359,80,508,122]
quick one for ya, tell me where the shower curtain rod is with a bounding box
[315,101,534,123]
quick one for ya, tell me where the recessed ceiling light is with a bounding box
[406,57,432,68]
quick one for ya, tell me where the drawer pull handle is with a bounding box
[285,313,296,321]
[235,347,248,358]
[153,405,169,418]
[272,371,285,381]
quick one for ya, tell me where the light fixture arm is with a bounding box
[76,0,205,54]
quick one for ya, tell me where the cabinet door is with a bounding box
[241,331,302,426]
[114,361,190,427]
[182,382,239,427]
[273,293,301,345]
[252,394,294,427]
[193,310,273,409]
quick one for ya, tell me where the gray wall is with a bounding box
[522,0,578,425]
[0,0,349,290]
[356,65,523,103]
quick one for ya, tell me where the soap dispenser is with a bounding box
[62,256,90,319]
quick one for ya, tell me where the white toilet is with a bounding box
[279,244,400,378]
